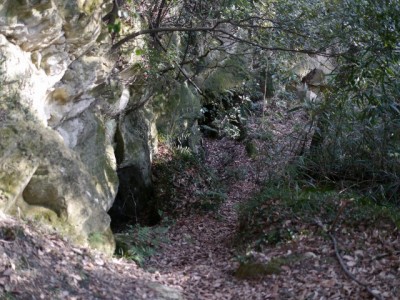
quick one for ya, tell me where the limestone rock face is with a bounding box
[0,120,115,254]
[287,55,337,101]
[0,0,118,254]
[0,0,201,254]
[0,0,110,122]
[57,111,119,212]
[154,81,202,152]
[291,55,336,80]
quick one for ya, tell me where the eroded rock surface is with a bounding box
[0,0,118,254]
[0,0,201,254]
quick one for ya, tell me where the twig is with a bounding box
[371,251,400,261]
[329,199,351,232]
[0,238,14,244]
[314,218,383,300]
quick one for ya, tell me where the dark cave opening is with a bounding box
[108,165,161,232]
[109,123,161,232]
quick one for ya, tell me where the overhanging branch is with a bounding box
[111,23,339,57]
[111,25,220,51]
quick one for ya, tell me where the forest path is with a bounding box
[144,107,307,299]
[147,136,266,299]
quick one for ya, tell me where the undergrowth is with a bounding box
[114,224,169,266]
[236,179,400,251]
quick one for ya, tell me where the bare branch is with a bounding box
[214,29,338,56]
[111,26,217,51]
[111,25,339,57]
[154,35,204,96]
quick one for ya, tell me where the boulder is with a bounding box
[154,81,202,152]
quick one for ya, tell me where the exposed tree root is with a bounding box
[315,218,383,300]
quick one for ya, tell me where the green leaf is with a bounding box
[135,49,145,56]
[108,21,121,34]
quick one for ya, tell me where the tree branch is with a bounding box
[214,29,339,56]
[111,25,219,51]
[154,35,204,96]
[111,23,339,57]
[154,0,167,28]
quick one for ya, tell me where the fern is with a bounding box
[114,224,169,266]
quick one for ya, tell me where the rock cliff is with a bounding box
[0,0,168,254]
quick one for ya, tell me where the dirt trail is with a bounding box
[147,137,269,299]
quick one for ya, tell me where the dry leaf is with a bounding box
[343,255,354,261]
[3,269,13,276]
[346,261,357,267]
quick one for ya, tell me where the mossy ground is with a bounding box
[234,254,304,279]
